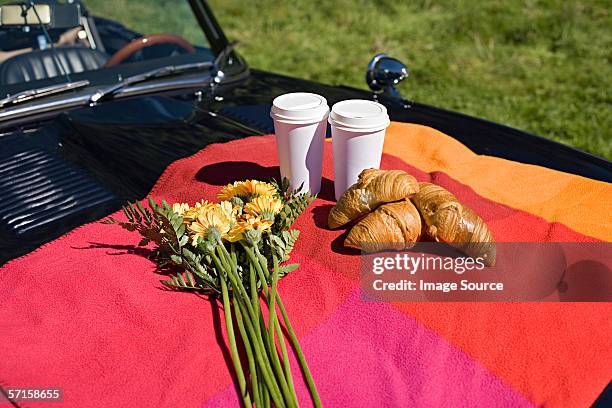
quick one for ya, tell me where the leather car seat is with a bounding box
[0,47,109,85]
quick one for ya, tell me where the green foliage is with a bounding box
[269,230,300,263]
[103,181,313,295]
[272,178,315,233]
[271,177,293,199]
[102,186,319,405]
[102,197,186,257]
[208,0,610,159]
[161,270,199,291]
[54,0,611,158]
[103,197,220,294]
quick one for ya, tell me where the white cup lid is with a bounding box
[271,93,329,123]
[329,99,390,131]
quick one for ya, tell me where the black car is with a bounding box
[0,0,610,267]
[1,1,611,406]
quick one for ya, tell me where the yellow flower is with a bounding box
[172,202,190,216]
[241,180,276,197]
[187,206,232,245]
[219,200,241,221]
[218,181,242,201]
[226,223,246,242]
[244,195,283,218]
[243,214,273,231]
[218,180,276,202]
[226,214,272,242]
[193,199,212,208]
[182,199,213,224]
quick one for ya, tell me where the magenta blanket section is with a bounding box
[202,290,534,407]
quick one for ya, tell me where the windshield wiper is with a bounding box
[0,80,90,109]
[88,61,213,104]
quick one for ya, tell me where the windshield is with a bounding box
[0,0,214,92]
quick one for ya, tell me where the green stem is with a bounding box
[254,279,295,401]
[220,275,252,408]
[249,263,266,406]
[274,319,294,400]
[249,263,260,323]
[269,245,298,406]
[276,294,322,408]
[244,251,276,408]
[257,274,296,407]
[248,245,322,408]
[212,250,286,408]
[262,382,270,408]
[245,248,296,407]
[233,299,260,408]
[215,247,256,323]
[243,244,297,406]
[239,300,285,408]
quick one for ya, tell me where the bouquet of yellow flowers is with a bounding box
[103,178,320,408]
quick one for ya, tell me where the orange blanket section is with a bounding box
[373,122,612,407]
[381,122,612,242]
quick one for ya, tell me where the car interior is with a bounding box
[0,0,213,87]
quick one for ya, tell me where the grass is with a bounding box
[26,0,612,159]
[207,0,611,159]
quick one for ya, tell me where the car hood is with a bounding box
[1,69,610,264]
[0,93,258,264]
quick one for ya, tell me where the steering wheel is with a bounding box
[105,33,196,67]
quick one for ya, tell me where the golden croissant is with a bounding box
[411,182,496,266]
[345,200,422,252]
[328,168,419,229]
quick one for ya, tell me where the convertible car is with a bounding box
[0,1,610,405]
[1,0,610,265]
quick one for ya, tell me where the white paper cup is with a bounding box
[271,93,329,195]
[329,99,390,200]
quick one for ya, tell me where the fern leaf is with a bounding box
[185,270,196,286]
[277,263,299,276]
[148,196,159,211]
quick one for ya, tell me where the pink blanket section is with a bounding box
[203,290,534,407]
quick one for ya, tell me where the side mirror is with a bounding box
[366,53,409,98]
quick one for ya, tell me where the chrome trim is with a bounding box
[81,15,97,50]
[202,110,266,136]
[88,61,213,104]
[0,80,90,108]
[0,93,90,122]
[0,65,250,126]
[367,53,386,80]
[114,74,211,98]
[366,53,409,99]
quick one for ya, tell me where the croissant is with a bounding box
[345,200,422,252]
[411,183,496,266]
[328,169,419,229]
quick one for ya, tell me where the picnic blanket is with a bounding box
[1,122,610,407]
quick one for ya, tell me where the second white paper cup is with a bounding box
[330,99,390,200]
[271,93,329,195]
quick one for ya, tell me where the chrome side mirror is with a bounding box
[366,53,409,98]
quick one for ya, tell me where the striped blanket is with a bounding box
[1,123,610,407]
